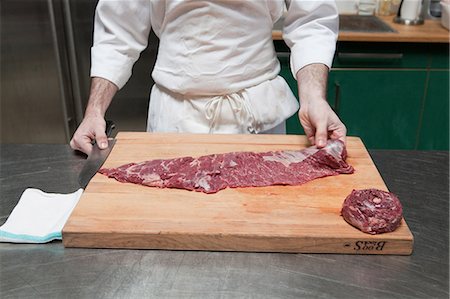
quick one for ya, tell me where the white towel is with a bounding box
[0,188,83,243]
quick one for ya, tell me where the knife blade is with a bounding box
[78,120,116,189]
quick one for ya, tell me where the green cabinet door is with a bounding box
[417,70,450,150]
[278,55,303,134]
[327,70,427,149]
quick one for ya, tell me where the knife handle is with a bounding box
[105,120,115,138]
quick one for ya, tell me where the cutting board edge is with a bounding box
[62,231,413,255]
[62,218,414,240]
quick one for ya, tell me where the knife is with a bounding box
[78,120,116,189]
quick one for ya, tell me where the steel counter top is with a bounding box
[0,144,448,298]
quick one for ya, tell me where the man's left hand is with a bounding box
[298,99,346,148]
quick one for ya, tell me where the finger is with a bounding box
[305,131,315,146]
[302,125,316,145]
[77,135,94,155]
[314,122,328,148]
[70,136,92,155]
[330,126,347,146]
[69,138,76,150]
[95,129,108,150]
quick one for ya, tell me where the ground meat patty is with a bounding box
[341,189,403,234]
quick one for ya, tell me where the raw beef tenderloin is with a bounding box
[99,139,354,194]
[341,189,403,234]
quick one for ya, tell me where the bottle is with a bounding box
[390,0,402,15]
[377,0,393,15]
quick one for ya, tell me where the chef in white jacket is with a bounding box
[70,0,346,155]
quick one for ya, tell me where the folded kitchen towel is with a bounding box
[0,188,83,243]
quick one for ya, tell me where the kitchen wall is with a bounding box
[336,0,359,14]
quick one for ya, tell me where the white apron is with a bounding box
[146,76,298,134]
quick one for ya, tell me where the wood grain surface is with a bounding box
[272,16,449,43]
[62,133,414,254]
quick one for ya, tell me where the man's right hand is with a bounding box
[70,77,118,155]
[70,115,108,155]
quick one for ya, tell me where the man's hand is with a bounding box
[70,115,108,155]
[298,99,346,148]
[70,77,118,155]
[296,63,347,148]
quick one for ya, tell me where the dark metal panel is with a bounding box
[68,0,159,133]
[1,0,160,143]
[0,0,73,143]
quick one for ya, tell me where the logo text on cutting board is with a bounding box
[344,241,387,251]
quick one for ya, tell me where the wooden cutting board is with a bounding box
[63,132,413,255]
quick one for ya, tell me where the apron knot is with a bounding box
[204,91,259,134]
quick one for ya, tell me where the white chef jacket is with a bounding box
[91,0,338,134]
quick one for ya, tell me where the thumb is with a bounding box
[95,128,108,150]
[314,122,328,148]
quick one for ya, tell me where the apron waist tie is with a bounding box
[204,90,259,134]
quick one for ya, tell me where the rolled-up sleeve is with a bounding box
[282,0,338,78]
[91,0,152,89]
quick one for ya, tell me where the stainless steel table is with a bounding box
[1,144,448,298]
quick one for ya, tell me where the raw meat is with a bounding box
[341,189,403,234]
[99,139,354,194]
